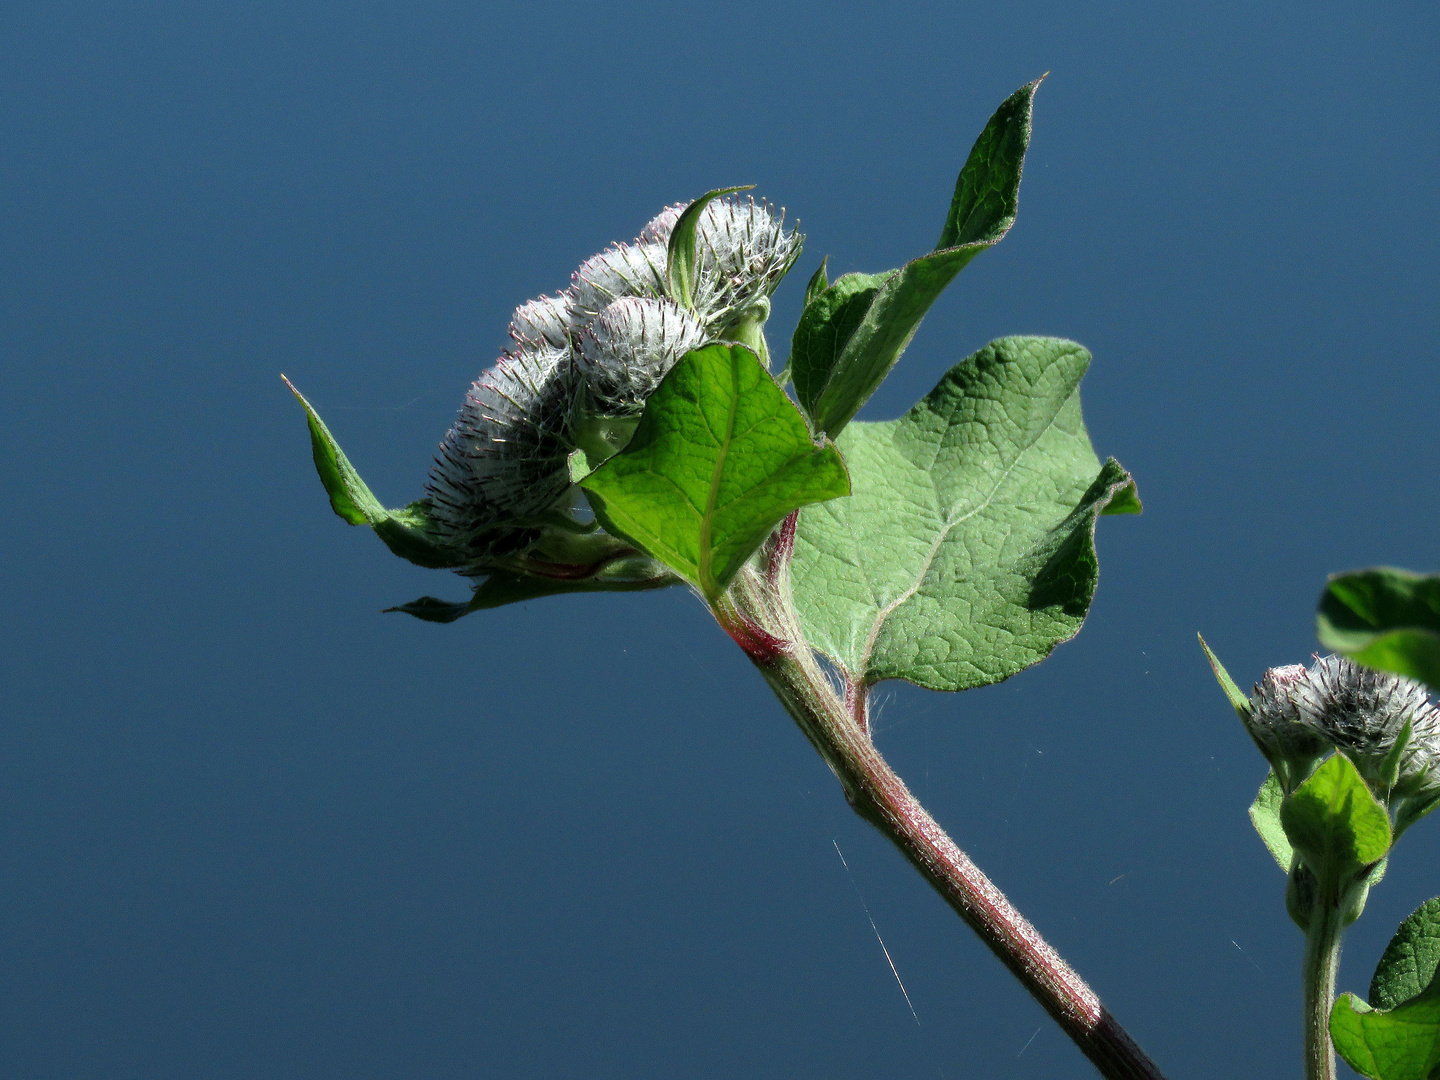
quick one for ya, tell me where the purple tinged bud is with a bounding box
[510,293,578,349]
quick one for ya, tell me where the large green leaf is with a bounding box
[791,78,1041,438]
[579,343,851,603]
[1250,771,1294,872]
[284,376,467,570]
[1372,899,1440,1011]
[790,336,1138,692]
[1319,568,1440,694]
[1281,753,1392,888]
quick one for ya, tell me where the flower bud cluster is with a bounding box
[425,197,801,557]
[1245,654,1440,828]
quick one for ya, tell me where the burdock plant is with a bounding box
[286,80,1160,1080]
[1202,642,1440,1080]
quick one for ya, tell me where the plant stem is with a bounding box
[713,553,1166,1080]
[1302,895,1344,1080]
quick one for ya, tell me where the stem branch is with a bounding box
[1302,893,1344,1080]
[714,562,1166,1080]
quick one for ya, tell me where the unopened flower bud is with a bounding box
[577,297,708,417]
[695,197,803,318]
[426,341,577,555]
[510,293,578,349]
[569,242,668,322]
[1295,655,1440,823]
[1246,664,1331,793]
[638,203,685,244]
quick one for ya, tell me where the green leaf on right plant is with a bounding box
[1331,898,1440,1080]
[1250,771,1294,872]
[1280,753,1391,888]
[790,336,1138,693]
[790,77,1042,438]
[579,342,851,603]
[1318,567,1440,695]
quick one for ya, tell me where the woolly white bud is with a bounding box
[426,342,577,554]
[510,293,578,349]
[569,242,667,322]
[1246,664,1331,791]
[638,203,685,244]
[695,197,803,315]
[578,297,708,416]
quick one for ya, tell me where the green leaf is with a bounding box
[1199,634,1252,721]
[792,78,1040,437]
[579,342,851,603]
[789,271,895,415]
[1281,753,1392,888]
[1332,988,1440,1080]
[665,185,755,311]
[1372,899,1440,1011]
[936,75,1043,250]
[1319,568,1440,694]
[1250,771,1294,871]
[791,336,1136,691]
[386,560,678,622]
[283,376,467,570]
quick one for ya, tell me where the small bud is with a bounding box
[577,297,709,416]
[694,197,803,317]
[569,242,668,322]
[1246,664,1331,793]
[1294,655,1440,815]
[638,203,686,244]
[426,341,577,555]
[510,293,578,349]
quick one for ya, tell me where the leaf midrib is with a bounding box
[697,358,741,597]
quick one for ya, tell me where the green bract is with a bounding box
[790,336,1137,692]
[1280,753,1392,893]
[580,342,850,603]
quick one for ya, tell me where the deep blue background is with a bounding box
[2,2,1437,1077]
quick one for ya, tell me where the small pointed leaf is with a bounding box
[803,257,829,307]
[792,78,1041,437]
[666,185,754,311]
[1200,634,1252,721]
[284,376,466,570]
[580,342,850,603]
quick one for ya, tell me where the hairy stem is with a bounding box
[1302,895,1344,1080]
[712,549,1166,1080]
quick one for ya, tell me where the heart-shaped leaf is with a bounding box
[580,342,850,603]
[790,336,1138,692]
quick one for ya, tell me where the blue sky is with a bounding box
[1,2,1437,1076]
